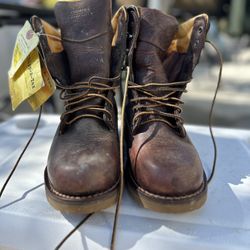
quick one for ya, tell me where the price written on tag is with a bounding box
[27,59,56,110]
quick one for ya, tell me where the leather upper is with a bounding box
[36,0,120,196]
[126,7,209,196]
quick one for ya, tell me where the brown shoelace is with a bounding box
[0,33,222,250]
[54,213,93,250]
[128,80,190,130]
[56,75,120,129]
[205,40,223,183]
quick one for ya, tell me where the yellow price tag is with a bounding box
[8,21,56,111]
[9,49,44,110]
[9,21,39,78]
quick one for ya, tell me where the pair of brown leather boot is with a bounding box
[32,0,209,214]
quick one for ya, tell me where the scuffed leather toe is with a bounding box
[129,123,204,197]
[47,120,119,196]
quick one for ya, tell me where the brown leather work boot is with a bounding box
[123,6,210,212]
[32,0,121,213]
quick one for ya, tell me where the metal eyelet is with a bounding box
[198,26,204,34]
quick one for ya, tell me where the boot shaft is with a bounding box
[134,7,178,84]
[55,0,113,83]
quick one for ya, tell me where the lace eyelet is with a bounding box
[198,26,204,34]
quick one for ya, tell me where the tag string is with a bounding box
[36,32,62,42]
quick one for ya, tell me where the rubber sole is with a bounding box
[44,168,119,213]
[126,169,208,213]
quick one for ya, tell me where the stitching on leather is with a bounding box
[137,181,205,201]
[129,170,207,201]
[45,169,119,201]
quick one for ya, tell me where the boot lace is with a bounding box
[128,80,190,131]
[56,75,120,130]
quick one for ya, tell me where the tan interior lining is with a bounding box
[41,20,63,53]
[168,14,208,54]
[111,6,127,46]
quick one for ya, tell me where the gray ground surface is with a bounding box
[183,53,250,128]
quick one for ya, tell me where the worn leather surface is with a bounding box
[55,0,112,84]
[45,0,120,196]
[134,8,178,84]
[129,123,204,195]
[127,8,209,196]
[48,120,119,196]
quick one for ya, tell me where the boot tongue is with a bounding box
[54,0,112,84]
[134,8,178,84]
